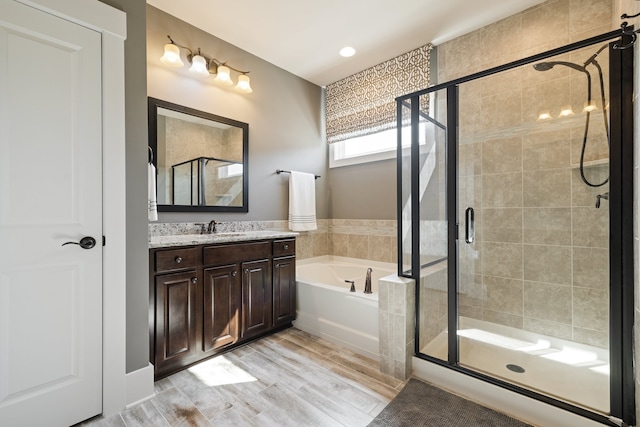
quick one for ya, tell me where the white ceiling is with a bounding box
[147,0,545,87]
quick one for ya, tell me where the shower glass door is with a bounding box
[399,31,635,425]
[456,45,611,414]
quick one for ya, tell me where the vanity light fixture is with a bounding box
[160,35,252,93]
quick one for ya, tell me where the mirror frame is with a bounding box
[148,97,249,213]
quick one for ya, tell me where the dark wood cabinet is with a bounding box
[202,264,241,353]
[149,236,295,379]
[153,269,200,377]
[273,238,296,328]
[241,259,272,339]
[273,256,296,327]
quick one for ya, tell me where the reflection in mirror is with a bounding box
[148,98,248,212]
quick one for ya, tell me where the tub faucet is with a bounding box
[345,280,356,292]
[364,268,372,294]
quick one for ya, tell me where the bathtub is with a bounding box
[294,256,397,360]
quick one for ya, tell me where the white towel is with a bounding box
[288,171,317,231]
[148,163,158,222]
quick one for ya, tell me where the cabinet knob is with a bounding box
[191,277,197,284]
[244,268,249,274]
[284,244,289,250]
[275,264,279,269]
[175,256,183,264]
[232,270,237,277]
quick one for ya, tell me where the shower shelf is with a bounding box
[570,158,609,169]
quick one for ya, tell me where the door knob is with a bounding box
[62,236,97,249]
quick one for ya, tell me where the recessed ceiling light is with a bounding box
[339,46,356,57]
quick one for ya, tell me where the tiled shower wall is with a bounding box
[437,0,615,349]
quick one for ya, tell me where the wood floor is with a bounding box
[78,328,405,427]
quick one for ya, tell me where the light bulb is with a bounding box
[189,55,209,77]
[559,105,575,117]
[160,43,184,67]
[583,101,598,112]
[235,74,252,93]
[537,110,552,120]
[214,65,233,86]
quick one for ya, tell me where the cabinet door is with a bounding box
[241,259,272,339]
[203,264,241,353]
[273,256,296,327]
[154,270,199,376]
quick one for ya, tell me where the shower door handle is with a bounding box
[465,207,475,244]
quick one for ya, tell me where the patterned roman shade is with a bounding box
[325,43,433,144]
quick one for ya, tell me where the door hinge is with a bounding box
[102,235,106,246]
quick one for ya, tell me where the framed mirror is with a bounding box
[148,97,248,212]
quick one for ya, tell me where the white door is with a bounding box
[0,1,103,426]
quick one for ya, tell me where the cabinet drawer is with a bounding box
[273,239,295,257]
[204,241,270,265]
[155,247,199,272]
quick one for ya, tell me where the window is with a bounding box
[330,123,427,168]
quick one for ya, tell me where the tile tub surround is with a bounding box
[150,219,398,262]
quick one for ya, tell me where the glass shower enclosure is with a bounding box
[397,30,634,426]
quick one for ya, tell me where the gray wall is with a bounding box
[327,159,396,219]
[97,0,150,374]
[147,6,327,222]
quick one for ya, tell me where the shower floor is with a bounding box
[421,318,609,414]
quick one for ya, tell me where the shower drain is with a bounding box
[506,364,525,373]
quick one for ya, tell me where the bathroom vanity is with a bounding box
[149,232,296,379]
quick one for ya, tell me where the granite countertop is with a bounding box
[149,230,299,249]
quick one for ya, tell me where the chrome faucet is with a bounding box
[207,220,218,233]
[364,268,372,294]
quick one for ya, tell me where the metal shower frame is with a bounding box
[396,29,635,426]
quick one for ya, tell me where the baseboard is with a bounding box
[125,363,155,408]
[412,357,610,427]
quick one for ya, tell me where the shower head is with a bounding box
[533,61,588,73]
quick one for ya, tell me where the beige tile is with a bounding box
[483,208,522,243]
[348,234,368,259]
[570,124,609,166]
[521,76,572,124]
[523,207,571,245]
[572,206,609,248]
[573,287,609,333]
[569,0,613,36]
[483,242,523,279]
[330,233,349,257]
[479,89,523,133]
[572,247,609,289]
[523,169,571,207]
[523,317,573,341]
[573,327,609,349]
[521,0,570,51]
[484,276,524,315]
[523,244,572,285]
[311,232,329,257]
[482,310,523,329]
[483,172,523,208]
[522,129,571,171]
[571,168,609,207]
[482,136,522,175]
[368,235,394,263]
[459,142,482,177]
[524,281,572,324]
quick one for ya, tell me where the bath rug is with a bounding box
[368,378,531,426]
